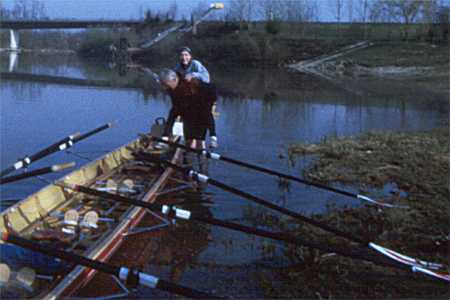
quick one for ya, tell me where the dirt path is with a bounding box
[288,41,372,77]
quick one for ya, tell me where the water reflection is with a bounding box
[0,53,448,297]
[8,52,18,72]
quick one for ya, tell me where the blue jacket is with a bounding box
[174,59,210,83]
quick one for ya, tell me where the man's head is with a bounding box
[159,69,179,90]
[178,46,192,66]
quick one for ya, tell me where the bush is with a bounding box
[265,20,281,35]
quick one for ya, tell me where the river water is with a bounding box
[0,52,448,298]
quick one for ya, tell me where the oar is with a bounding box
[135,152,368,245]
[0,122,114,178]
[72,122,114,144]
[0,133,79,178]
[136,154,449,278]
[1,233,222,299]
[150,137,404,208]
[62,183,450,283]
[0,162,75,185]
[0,263,11,287]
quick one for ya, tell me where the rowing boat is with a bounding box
[0,132,184,299]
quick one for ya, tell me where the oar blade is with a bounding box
[81,211,99,229]
[16,267,36,290]
[0,263,11,286]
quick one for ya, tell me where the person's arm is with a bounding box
[189,60,210,83]
[201,83,218,147]
[173,63,182,74]
[163,107,178,137]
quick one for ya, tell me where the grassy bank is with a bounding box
[133,27,347,67]
[342,42,449,68]
[259,127,449,298]
[134,22,448,67]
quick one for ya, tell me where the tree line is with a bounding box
[0,0,448,51]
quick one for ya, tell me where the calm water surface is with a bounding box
[0,52,448,297]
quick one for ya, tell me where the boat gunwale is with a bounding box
[42,137,183,299]
[0,137,142,229]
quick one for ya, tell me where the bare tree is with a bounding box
[354,0,375,39]
[257,0,285,21]
[30,0,46,20]
[9,0,46,20]
[355,0,371,22]
[371,0,424,23]
[329,0,344,22]
[370,0,426,40]
[191,0,209,20]
[0,2,11,20]
[422,0,439,23]
[167,0,178,21]
[283,0,315,22]
[228,0,249,22]
[437,4,449,41]
[329,0,344,37]
[347,0,354,21]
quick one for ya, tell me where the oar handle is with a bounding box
[51,162,76,172]
[1,233,222,299]
[65,183,161,212]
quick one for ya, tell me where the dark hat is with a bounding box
[178,46,192,54]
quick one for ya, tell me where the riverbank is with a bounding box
[299,41,448,75]
[258,127,449,298]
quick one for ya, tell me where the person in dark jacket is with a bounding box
[159,68,217,149]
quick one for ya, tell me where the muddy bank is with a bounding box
[290,41,449,97]
[259,127,449,298]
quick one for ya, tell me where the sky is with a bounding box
[3,0,449,23]
[2,0,334,21]
[2,0,227,20]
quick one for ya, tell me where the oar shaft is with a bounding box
[137,153,367,245]
[192,215,403,271]
[28,134,78,163]
[2,232,118,274]
[67,183,161,212]
[0,133,78,178]
[0,162,75,185]
[73,123,114,143]
[219,155,355,197]
[205,176,366,245]
[63,184,388,268]
[1,233,221,299]
[150,137,358,200]
[0,166,15,178]
[65,183,448,283]
[1,123,113,178]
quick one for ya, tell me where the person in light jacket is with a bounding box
[174,46,210,84]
